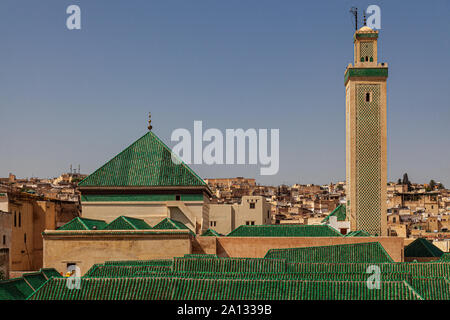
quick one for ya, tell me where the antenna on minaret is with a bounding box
[147,112,153,131]
[350,7,358,31]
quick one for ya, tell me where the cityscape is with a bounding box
[0,0,449,306]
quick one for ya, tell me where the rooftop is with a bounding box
[78,131,208,189]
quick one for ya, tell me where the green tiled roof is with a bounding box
[321,204,346,223]
[0,268,62,300]
[103,216,152,230]
[13,254,450,300]
[57,217,107,231]
[104,259,173,266]
[201,228,221,237]
[409,277,450,300]
[265,242,393,263]
[152,218,190,231]
[172,257,287,273]
[227,225,343,237]
[286,262,450,277]
[345,230,371,237]
[78,131,207,187]
[183,254,219,259]
[0,278,34,300]
[405,238,444,258]
[28,277,421,300]
[84,264,172,278]
[436,253,450,262]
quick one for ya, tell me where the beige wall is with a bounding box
[215,237,404,262]
[0,211,12,250]
[209,204,234,235]
[43,231,192,275]
[0,248,9,280]
[81,201,207,233]
[233,196,271,227]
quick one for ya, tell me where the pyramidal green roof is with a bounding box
[201,228,221,237]
[153,218,190,230]
[405,238,444,258]
[78,131,207,188]
[0,268,62,300]
[346,230,371,237]
[264,242,394,263]
[57,217,107,231]
[226,225,343,237]
[321,204,346,223]
[103,216,152,230]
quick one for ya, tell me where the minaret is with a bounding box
[345,23,388,236]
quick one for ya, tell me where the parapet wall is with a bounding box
[212,237,404,262]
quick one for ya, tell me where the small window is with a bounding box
[175,195,181,201]
[365,92,371,102]
[19,212,21,228]
[210,221,216,227]
[250,203,255,209]
[365,56,368,62]
[14,212,16,227]
[2,235,5,245]
[251,221,255,225]
[24,233,26,244]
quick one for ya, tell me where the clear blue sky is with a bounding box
[0,0,449,186]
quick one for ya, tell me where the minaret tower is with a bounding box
[345,23,388,236]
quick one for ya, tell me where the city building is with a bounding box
[77,129,213,234]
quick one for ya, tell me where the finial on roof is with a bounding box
[363,11,367,26]
[147,112,152,131]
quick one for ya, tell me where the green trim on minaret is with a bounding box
[78,131,207,188]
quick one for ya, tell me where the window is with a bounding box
[250,203,255,209]
[14,211,16,227]
[2,235,5,245]
[18,212,21,228]
[24,233,26,244]
[210,221,216,227]
[246,221,255,226]
[365,92,371,102]
[175,195,181,201]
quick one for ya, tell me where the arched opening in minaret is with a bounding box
[365,92,371,102]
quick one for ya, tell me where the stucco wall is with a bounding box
[43,232,192,275]
[215,237,404,262]
[0,248,9,280]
